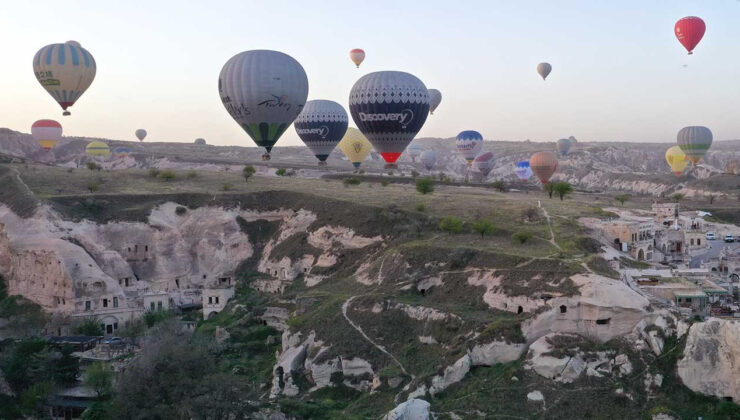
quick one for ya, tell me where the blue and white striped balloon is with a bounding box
[33,41,96,116]
[294,100,348,164]
[456,130,483,165]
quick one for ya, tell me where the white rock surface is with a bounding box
[527,390,544,402]
[678,318,740,402]
[429,355,471,395]
[384,399,430,420]
[468,340,527,366]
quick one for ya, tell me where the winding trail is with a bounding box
[538,200,562,251]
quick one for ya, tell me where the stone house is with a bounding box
[653,202,679,226]
[203,287,235,319]
[599,220,654,261]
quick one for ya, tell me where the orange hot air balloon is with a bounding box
[530,151,558,184]
[349,49,365,68]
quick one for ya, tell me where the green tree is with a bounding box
[411,170,419,178]
[148,168,160,178]
[416,177,434,194]
[73,317,103,336]
[512,231,533,244]
[157,170,177,181]
[85,362,114,398]
[88,181,99,193]
[553,181,573,200]
[221,183,232,191]
[275,168,287,176]
[491,180,507,192]
[440,216,463,234]
[614,194,630,206]
[471,220,497,238]
[242,165,256,182]
[86,162,101,171]
[342,177,361,187]
[544,182,555,199]
[672,193,684,203]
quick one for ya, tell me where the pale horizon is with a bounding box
[1,1,738,147]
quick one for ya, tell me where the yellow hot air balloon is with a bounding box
[665,145,689,175]
[33,41,96,116]
[86,141,110,157]
[338,127,372,170]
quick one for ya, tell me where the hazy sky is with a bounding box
[1,1,738,147]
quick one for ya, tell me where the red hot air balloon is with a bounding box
[675,16,705,55]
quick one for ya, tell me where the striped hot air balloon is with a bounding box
[338,127,372,169]
[456,131,483,166]
[294,100,348,165]
[33,41,96,116]
[114,146,132,158]
[349,49,365,68]
[677,126,712,164]
[349,71,430,168]
[31,119,62,151]
[515,160,533,181]
[473,152,494,177]
[530,151,558,184]
[219,50,309,160]
[86,141,110,157]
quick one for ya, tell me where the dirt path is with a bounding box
[538,200,562,251]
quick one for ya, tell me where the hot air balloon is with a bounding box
[349,71,430,169]
[420,150,437,171]
[456,131,483,166]
[135,129,147,142]
[530,151,558,184]
[407,142,423,162]
[338,127,372,170]
[294,100,348,165]
[219,50,309,160]
[515,160,533,181]
[473,152,494,177]
[349,49,365,68]
[568,135,577,144]
[665,146,689,175]
[33,41,96,116]
[31,119,62,151]
[86,141,110,157]
[428,89,442,114]
[677,126,712,164]
[194,138,206,145]
[114,146,132,158]
[537,63,552,80]
[675,16,706,55]
[556,138,572,156]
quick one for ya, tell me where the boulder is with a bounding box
[468,340,527,366]
[429,355,471,395]
[527,390,544,402]
[677,318,740,401]
[384,399,430,420]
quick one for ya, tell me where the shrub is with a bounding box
[186,171,198,178]
[491,180,507,192]
[157,170,176,181]
[415,203,426,212]
[88,182,99,193]
[221,183,232,191]
[72,317,102,336]
[143,310,172,328]
[672,193,684,202]
[380,180,389,187]
[242,165,256,182]
[512,231,533,244]
[275,168,287,176]
[411,170,419,178]
[522,207,541,223]
[175,206,187,216]
[342,177,361,187]
[148,168,160,178]
[440,216,463,234]
[86,162,101,171]
[471,220,497,237]
[416,177,434,194]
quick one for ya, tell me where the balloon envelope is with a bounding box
[114,146,132,158]
[456,130,483,164]
[219,50,309,156]
[349,71,430,167]
[86,141,110,157]
[407,142,423,161]
[338,127,372,168]
[135,129,147,141]
[530,151,558,184]
[33,42,96,115]
[428,89,442,114]
[556,138,572,156]
[537,62,552,80]
[675,16,705,54]
[677,126,712,164]
[194,138,206,145]
[420,150,437,171]
[515,160,533,181]
[31,119,62,151]
[665,145,689,175]
[294,99,348,163]
[349,49,365,68]
[473,152,494,176]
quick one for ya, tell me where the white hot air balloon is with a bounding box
[428,89,442,114]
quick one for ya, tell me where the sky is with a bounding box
[1,1,739,147]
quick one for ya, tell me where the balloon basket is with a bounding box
[261,153,271,161]
[62,111,71,116]
[318,161,327,167]
[384,163,397,170]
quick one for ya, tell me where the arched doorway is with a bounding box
[638,249,645,261]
